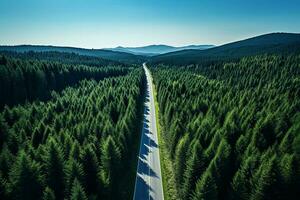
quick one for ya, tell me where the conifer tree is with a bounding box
[232,155,258,200]
[70,178,88,200]
[44,139,65,199]
[9,151,43,200]
[69,140,81,160]
[0,144,13,179]
[182,140,206,199]
[65,159,84,197]
[250,155,280,200]
[192,171,218,200]
[100,135,121,191]
[174,134,189,189]
[42,187,55,200]
[80,145,100,195]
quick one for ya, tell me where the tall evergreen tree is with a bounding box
[182,140,206,199]
[65,159,84,197]
[70,179,88,200]
[9,151,43,200]
[0,144,13,179]
[174,134,189,190]
[192,171,218,200]
[80,145,100,195]
[44,139,65,200]
[69,140,81,160]
[100,135,121,193]
[250,155,280,200]
[42,187,55,200]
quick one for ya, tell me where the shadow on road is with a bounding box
[134,68,163,200]
[138,115,159,167]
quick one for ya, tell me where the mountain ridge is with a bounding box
[104,44,215,56]
[151,32,300,64]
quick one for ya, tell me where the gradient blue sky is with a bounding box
[0,0,299,48]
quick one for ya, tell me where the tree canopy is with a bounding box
[150,54,300,200]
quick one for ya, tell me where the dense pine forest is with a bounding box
[0,52,146,199]
[150,54,300,200]
[0,54,130,108]
[0,51,130,68]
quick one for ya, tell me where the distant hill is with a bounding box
[0,45,145,64]
[104,44,214,56]
[151,33,300,64]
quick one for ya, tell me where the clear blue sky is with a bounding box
[0,0,299,48]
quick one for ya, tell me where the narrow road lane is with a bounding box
[133,63,164,200]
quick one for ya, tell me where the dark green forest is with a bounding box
[0,55,130,108]
[0,52,146,199]
[150,54,300,200]
[0,45,146,64]
[0,51,130,68]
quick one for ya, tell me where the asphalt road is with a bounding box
[133,63,164,200]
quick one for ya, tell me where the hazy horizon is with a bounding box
[1,0,300,48]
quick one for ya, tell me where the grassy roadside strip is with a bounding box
[152,77,179,200]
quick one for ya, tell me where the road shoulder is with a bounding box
[151,68,179,200]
